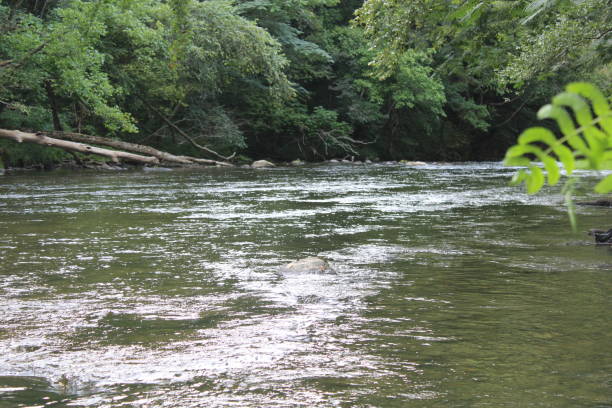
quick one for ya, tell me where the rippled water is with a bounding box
[0,163,610,407]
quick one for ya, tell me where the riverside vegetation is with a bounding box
[0,0,610,168]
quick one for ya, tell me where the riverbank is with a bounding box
[0,157,433,173]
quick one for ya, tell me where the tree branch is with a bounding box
[137,96,235,161]
[0,42,46,70]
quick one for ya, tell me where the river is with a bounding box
[0,162,610,407]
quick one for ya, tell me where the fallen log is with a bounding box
[42,131,233,167]
[0,129,159,165]
[42,131,193,164]
[177,156,233,167]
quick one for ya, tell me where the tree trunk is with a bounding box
[0,129,159,165]
[45,81,63,131]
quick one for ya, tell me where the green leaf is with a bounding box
[538,104,590,154]
[594,174,612,194]
[541,156,560,186]
[526,166,545,194]
[505,144,533,158]
[566,83,609,118]
[566,82,612,137]
[552,92,591,128]
[504,156,531,167]
[562,179,577,232]
[517,127,558,146]
[552,92,603,154]
[551,143,575,175]
[510,169,528,186]
[505,82,610,228]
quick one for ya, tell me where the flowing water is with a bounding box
[0,162,610,408]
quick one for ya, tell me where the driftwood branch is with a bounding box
[0,129,159,164]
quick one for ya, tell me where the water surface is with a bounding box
[0,163,610,407]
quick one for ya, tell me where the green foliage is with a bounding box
[180,105,247,154]
[387,51,445,115]
[0,139,69,168]
[1,0,609,165]
[353,0,610,162]
[185,1,293,100]
[236,0,336,82]
[242,96,354,160]
[0,104,56,132]
[0,0,294,159]
[445,82,490,131]
[504,82,612,195]
[499,0,612,90]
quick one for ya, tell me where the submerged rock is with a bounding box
[578,199,612,207]
[251,160,275,168]
[588,228,612,244]
[279,257,333,274]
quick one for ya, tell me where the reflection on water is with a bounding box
[0,163,610,407]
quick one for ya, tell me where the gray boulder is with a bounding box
[279,257,333,274]
[252,160,275,168]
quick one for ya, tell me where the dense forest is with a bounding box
[0,0,610,167]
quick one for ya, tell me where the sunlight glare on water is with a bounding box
[0,162,610,407]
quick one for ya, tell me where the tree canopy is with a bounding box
[0,0,610,166]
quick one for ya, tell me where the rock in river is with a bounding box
[578,199,612,207]
[588,228,612,244]
[279,257,333,274]
[251,160,275,168]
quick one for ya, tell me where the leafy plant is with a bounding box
[504,82,611,226]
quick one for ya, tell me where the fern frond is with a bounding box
[504,82,612,194]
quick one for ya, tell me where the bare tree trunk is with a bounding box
[0,129,159,165]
